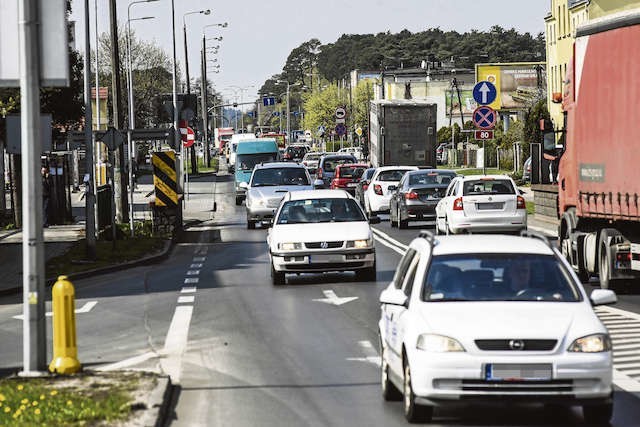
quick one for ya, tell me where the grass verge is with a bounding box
[526,201,535,215]
[0,371,156,425]
[46,236,167,278]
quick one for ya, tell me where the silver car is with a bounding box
[243,162,313,229]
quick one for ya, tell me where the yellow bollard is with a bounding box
[48,276,81,374]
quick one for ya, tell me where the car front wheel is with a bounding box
[403,361,433,423]
[271,263,285,286]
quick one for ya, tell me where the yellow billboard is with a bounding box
[476,62,546,111]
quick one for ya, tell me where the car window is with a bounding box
[376,169,413,182]
[392,249,417,289]
[463,179,515,196]
[276,198,366,224]
[339,166,366,178]
[402,255,420,298]
[251,168,310,187]
[237,154,277,171]
[421,254,581,302]
[408,172,456,186]
[364,169,376,180]
[322,157,355,172]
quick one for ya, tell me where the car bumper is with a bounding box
[246,206,277,222]
[404,202,438,220]
[369,195,391,213]
[448,212,527,234]
[407,350,613,406]
[271,248,375,272]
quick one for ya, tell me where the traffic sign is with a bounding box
[263,97,276,106]
[318,125,325,133]
[474,130,494,140]
[472,106,497,130]
[179,119,195,147]
[473,81,497,106]
[335,123,347,136]
[335,107,346,120]
[355,127,363,136]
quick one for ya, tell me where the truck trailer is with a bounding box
[369,100,437,168]
[555,9,640,289]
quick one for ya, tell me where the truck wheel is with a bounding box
[235,196,242,206]
[599,228,621,290]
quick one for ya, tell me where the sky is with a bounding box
[70,0,549,103]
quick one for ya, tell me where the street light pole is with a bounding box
[170,0,182,194]
[183,9,210,95]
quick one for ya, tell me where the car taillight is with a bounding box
[362,184,368,191]
[453,197,464,210]
[317,168,323,178]
[374,184,383,195]
[334,178,348,188]
[517,196,526,209]
[405,192,419,200]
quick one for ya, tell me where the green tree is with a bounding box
[352,80,374,133]
[523,99,551,161]
[301,85,342,134]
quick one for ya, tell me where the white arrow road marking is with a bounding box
[479,82,491,104]
[12,301,98,320]
[313,290,358,306]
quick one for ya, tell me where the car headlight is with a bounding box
[346,238,373,249]
[568,334,611,353]
[416,334,465,352]
[279,242,302,251]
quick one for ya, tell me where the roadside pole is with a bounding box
[19,0,47,373]
[84,0,97,258]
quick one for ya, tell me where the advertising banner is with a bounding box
[476,63,546,111]
[445,89,476,117]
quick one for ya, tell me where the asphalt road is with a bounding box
[1,162,640,426]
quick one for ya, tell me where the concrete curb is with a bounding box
[129,375,173,427]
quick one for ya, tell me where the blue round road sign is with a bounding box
[473,81,497,106]
[472,106,497,130]
[335,123,347,136]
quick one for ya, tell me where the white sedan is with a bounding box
[267,190,379,285]
[435,175,527,235]
[379,232,617,424]
[363,166,418,216]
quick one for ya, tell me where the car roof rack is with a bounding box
[519,229,553,248]
[418,230,437,249]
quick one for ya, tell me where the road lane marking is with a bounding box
[94,351,157,372]
[184,278,199,284]
[181,287,197,293]
[194,247,208,255]
[313,290,358,306]
[347,340,381,366]
[371,228,407,255]
[186,270,200,276]
[190,263,203,268]
[12,300,98,320]
[193,257,206,262]
[178,296,195,304]
[160,305,194,384]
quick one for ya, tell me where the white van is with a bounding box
[228,133,256,172]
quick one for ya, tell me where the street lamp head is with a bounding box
[202,9,211,15]
[221,22,228,28]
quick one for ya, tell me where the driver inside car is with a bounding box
[504,261,532,297]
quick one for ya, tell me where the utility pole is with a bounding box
[19,0,46,373]
[201,36,209,167]
[108,0,128,223]
[84,0,97,259]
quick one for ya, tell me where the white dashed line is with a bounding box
[190,263,203,268]
[181,287,197,293]
[193,257,206,262]
[186,270,200,276]
[184,278,199,284]
[178,296,195,304]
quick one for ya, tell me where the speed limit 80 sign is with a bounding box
[474,130,494,140]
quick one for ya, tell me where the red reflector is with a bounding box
[374,184,383,195]
[317,168,323,178]
[363,184,368,191]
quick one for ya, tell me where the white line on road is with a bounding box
[313,290,358,306]
[181,287,197,293]
[184,278,199,284]
[94,351,158,372]
[190,263,203,268]
[12,300,98,320]
[178,296,195,304]
[193,257,206,262]
[371,228,408,255]
[186,270,200,276]
[160,305,194,384]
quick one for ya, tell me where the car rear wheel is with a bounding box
[403,361,433,423]
[235,196,243,206]
[398,207,408,229]
[582,403,613,425]
[271,263,285,286]
[390,205,397,228]
[247,220,256,230]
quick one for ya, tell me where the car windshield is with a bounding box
[277,198,366,224]
[251,168,310,187]
[421,254,581,302]
[408,172,455,186]
[338,166,365,178]
[322,157,355,173]
[304,153,322,161]
[463,179,514,195]
[237,154,277,171]
[377,169,412,182]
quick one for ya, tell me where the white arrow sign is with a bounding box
[12,301,98,320]
[479,82,491,104]
[313,290,358,306]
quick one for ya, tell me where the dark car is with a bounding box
[355,168,376,207]
[283,145,308,162]
[314,154,357,188]
[389,169,456,228]
[330,163,369,195]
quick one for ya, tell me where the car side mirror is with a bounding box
[379,288,408,307]
[369,215,381,224]
[518,189,525,195]
[590,289,617,306]
[239,182,249,189]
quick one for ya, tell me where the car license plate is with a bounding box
[485,364,552,381]
[347,182,357,187]
[309,254,344,264]
[477,202,504,210]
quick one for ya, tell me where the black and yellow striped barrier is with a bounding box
[152,151,179,207]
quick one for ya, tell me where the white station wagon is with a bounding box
[267,190,379,285]
[379,232,616,424]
